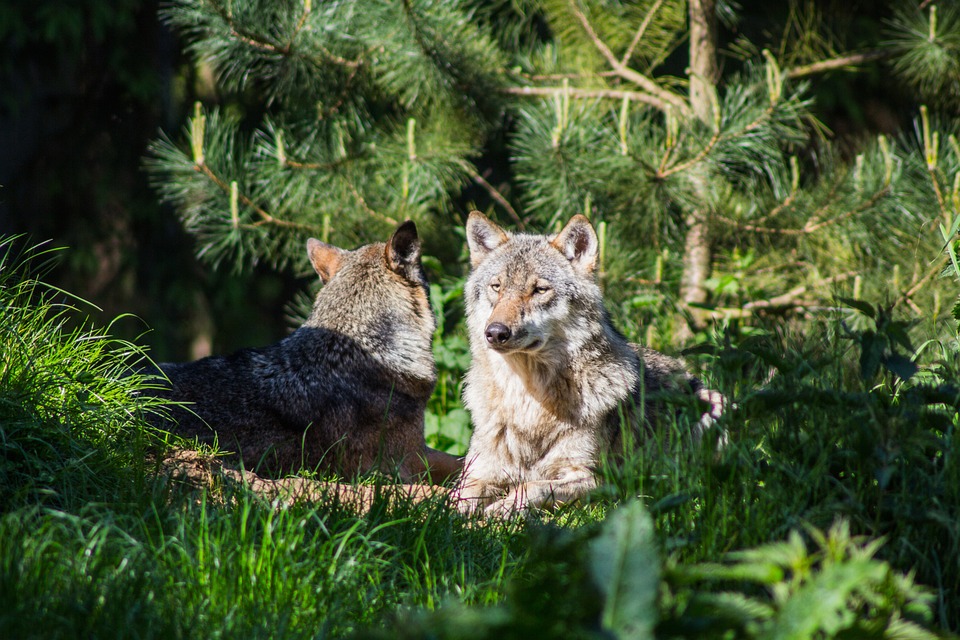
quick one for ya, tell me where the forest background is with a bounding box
[3,0,956,361]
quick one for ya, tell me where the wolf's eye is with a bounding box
[533,285,551,295]
[490,281,501,292]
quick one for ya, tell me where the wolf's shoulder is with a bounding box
[628,343,705,392]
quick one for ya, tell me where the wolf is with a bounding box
[456,211,724,515]
[146,221,462,483]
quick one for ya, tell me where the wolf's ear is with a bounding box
[385,220,422,276]
[307,238,346,284]
[466,211,509,268]
[551,215,599,274]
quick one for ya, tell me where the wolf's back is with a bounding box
[144,221,459,480]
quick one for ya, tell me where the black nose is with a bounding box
[485,322,511,345]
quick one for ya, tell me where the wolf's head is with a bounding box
[464,211,605,357]
[303,221,436,381]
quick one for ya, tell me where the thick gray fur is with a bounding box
[146,221,461,482]
[457,211,724,515]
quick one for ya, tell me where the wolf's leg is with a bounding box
[485,473,598,517]
[454,477,498,515]
[426,447,464,482]
[399,447,464,484]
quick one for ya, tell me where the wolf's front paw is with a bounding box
[484,494,528,519]
[455,495,484,516]
[453,482,488,516]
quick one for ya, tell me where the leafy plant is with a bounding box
[425,277,473,455]
[661,519,939,639]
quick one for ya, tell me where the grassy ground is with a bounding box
[1,238,957,638]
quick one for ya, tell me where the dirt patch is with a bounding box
[157,448,451,511]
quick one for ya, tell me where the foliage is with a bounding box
[146,0,960,342]
[425,276,473,455]
[0,237,167,512]
[7,0,960,637]
[888,3,960,110]
[0,240,518,638]
[0,235,956,637]
[360,506,942,640]
[661,519,938,639]
[146,0,507,271]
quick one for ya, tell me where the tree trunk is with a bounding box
[677,0,719,340]
[688,0,719,124]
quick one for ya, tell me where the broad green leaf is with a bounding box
[838,297,877,318]
[588,501,659,640]
[673,561,785,585]
[883,353,919,381]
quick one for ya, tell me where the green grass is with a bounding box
[1,236,957,638]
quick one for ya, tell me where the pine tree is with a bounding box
[148,0,960,343]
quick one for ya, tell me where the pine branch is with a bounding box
[784,49,891,79]
[700,272,857,319]
[741,271,856,311]
[467,166,525,229]
[620,0,667,66]
[566,0,690,115]
[656,128,721,178]
[194,162,316,232]
[754,170,799,225]
[284,2,311,53]
[521,71,620,81]
[898,256,947,306]
[714,185,891,236]
[503,85,679,110]
[343,179,399,226]
[207,0,362,68]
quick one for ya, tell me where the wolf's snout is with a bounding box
[485,322,511,345]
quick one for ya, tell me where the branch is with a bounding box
[285,3,311,53]
[753,187,798,226]
[802,186,889,234]
[656,128,721,179]
[467,167,524,229]
[342,179,399,226]
[742,272,856,310]
[567,0,690,116]
[503,85,678,110]
[194,162,317,232]
[784,49,892,79]
[699,272,857,319]
[620,0,666,66]
[209,0,361,68]
[655,101,775,179]
[897,256,946,306]
[715,185,890,236]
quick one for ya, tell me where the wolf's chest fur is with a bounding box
[464,344,638,476]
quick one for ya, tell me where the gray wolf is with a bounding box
[456,211,724,515]
[147,221,462,483]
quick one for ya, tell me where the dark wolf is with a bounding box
[147,221,461,483]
